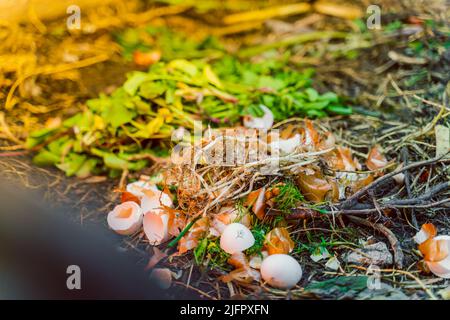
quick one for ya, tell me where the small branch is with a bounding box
[340,155,450,209]
[315,198,450,216]
[401,147,418,229]
[384,182,450,206]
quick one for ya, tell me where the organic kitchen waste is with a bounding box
[1,0,450,300]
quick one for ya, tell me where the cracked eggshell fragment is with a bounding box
[141,189,173,213]
[126,180,159,199]
[210,206,251,236]
[425,235,450,279]
[261,254,302,289]
[270,133,301,155]
[141,189,175,245]
[414,223,437,245]
[243,105,274,131]
[414,224,450,278]
[143,210,172,245]
[220,223,255,254]
[392,164,405,185]
[107,201,143,235]
[249,251,269,269]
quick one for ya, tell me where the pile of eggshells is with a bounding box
[220,223,302,289]
[107,179,303,290]
[107,180,174,245]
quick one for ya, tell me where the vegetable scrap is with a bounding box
[26,55,351,178]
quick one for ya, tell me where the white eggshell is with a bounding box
[126,180,158,198]
[243,105,274,131]
[220,223,255,254]
[261,254,302,289]
[141,189,173,213]
[426,235,450,278]
[107,201,143,235]
[413,228,430,245]
[270,133,301,155]
[143,210,172,245]
[249,251,269,269]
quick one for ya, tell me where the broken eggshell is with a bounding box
[243,105,274,131]
[413,223,437,245]
[249,251,269,269]
[270,133,301,155]
[126,180,159,199]
[141,189,175,245]
[220,223,255,254]
[143,210,172,245]
[414,224,450,278]
[423,235,450,279]
[261,254,302,289]
[210,206,251,236]
[107,201,143,235]
[141,189,173,213]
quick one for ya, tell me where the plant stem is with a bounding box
[168,217,200,248]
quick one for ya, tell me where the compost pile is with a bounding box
[1,0,450,299]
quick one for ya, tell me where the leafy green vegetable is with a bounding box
[28,42,351,176]
[213,56,351,121]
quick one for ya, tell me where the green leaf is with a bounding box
[246,104,265,117]
[327,105,353,115]
[101,99,136,129]
[127,159,148,171]
[318,92,339,103]
[168,59,198,77]
[138,81,166,99]
[306,109,327,118]
[124,72,149,96]
[76,158,98,178]
[32,150,60,166]
[203,64,223,88]
[303,100,330,110]
[25,128,56,149]
[258,76,285,90]
[103,153,129,170]
[47,137,72,155]
[261,94,276,108]
[305,88,319,101]
[56,153,87,177]
[132,96,151,114]
[194,238,209,265]
[62,113,83,127]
